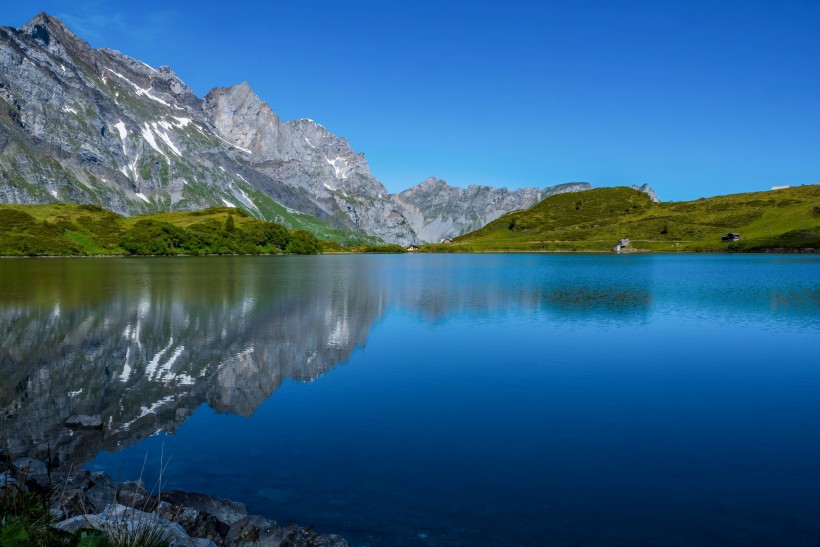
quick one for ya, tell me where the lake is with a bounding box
[1,254,819,545]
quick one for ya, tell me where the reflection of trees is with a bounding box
[0,257,385,468]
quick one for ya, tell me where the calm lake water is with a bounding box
[1,254,819,545]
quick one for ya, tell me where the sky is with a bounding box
[5,0,820,200]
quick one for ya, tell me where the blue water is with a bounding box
[75,254,820,545]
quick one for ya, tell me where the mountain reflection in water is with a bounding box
[0,257,385,466]
[1,254,816,469]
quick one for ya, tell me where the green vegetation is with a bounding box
[363,244,407,253]
[317,242,407,254]
[0,204,320,256]
[238,189,384,246]
[0,469,113,546]
[439,185,820,253]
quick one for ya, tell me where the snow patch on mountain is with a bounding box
[104,67,171,107]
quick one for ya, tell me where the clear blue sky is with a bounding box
[6,1,820,200]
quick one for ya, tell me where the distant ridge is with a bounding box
[392,179,593,243]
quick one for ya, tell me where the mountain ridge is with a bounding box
[1,13,659,245]
[392,178,595,243]
[0,13,416,243]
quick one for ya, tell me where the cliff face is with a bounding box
[1,14,256,215]
[392,179,593,243]
[0,14,415,243]
[203,84,415,245]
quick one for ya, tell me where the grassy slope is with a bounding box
[449,185,820,252]
[0,204,316,255]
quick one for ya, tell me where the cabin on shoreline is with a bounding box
[613,238,631,252]
[721,233,740,242]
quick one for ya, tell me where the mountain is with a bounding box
[0,13,412,243]
[392,178,592,243]
[452,185,820,252]
[0,13,666,246]
[202,83,416,244]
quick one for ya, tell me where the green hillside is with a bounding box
[447,185,820,252]
[0,204,323,256]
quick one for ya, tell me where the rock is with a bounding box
[630,183,661,202]
[156,490,248,543]
[226,516,347,547]
[56,503,217,547]
[12,456,48,477]
[0,472,19,489]
[64,414,104,429]
[161,490,247,526]
[203,84,416,245]
[3,461,348,545]
[0,447,9,473]
[392,178,593,243]
[116,480,161,512]
[85,471,118,513]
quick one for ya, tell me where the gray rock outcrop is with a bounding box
[392,178,592,242]
[203,84,415,245]
[4,460,347,546]
[630,183,661,202]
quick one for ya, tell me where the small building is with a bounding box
[440,238,452,245]
[613,238,631,252]
[770,185,790,191]
[721,233,740,242]
[407,244,419,252]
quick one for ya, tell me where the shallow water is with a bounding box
[2,254,819,545]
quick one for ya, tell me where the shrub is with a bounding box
[285,230,320,254]
[363,244,406,253]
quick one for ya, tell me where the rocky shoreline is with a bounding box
[1,451,347,546]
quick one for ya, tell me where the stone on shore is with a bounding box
[56,503,217,547]
[226,515,347,546]
[10,460,348,546]
[12,456,48,477]
[160,490,248,541]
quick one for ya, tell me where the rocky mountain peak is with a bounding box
[418,177,443,189]
[203,82,280,156]
[21,13,82,54]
